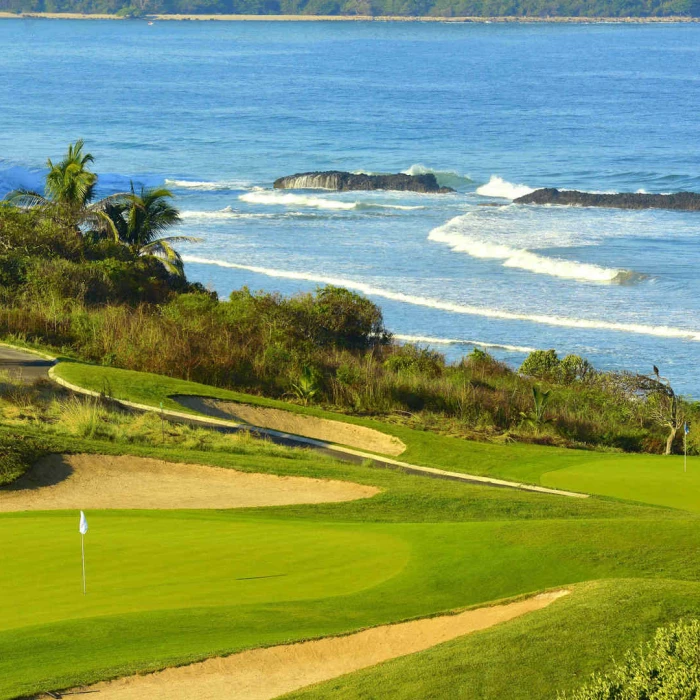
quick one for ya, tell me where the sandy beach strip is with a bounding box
[1,11,698,21]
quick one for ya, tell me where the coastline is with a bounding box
[1,11,698,22]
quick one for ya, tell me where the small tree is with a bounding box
[7,140,121,238]
[105,184,200,277]
[520,349,560,379]
[623,366,684,455]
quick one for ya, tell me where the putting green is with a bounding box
[0,512,410,632]
[541,455,700,512]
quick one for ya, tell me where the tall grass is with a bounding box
[0,377,312,460]
[1,295,696,454]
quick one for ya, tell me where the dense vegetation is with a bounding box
[561,617,700,699]
[1,0,698,18]
[2,142,698,455]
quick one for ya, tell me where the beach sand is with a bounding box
[1,11,697,21]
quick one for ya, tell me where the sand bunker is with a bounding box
[177,396,406,457]
[66,590,568,700]
[0,454,379,511]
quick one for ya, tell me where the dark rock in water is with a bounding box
[273,171,454,194]
[515,188,700,212]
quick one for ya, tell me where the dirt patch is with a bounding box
[63,590,568,700]
[0,454,379,511]
[177,396,406,457]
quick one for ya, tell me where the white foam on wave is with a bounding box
[476,176,535,200]
[401,164,473,188]
[429,218,628,283]
[181,256,700,341]
[180,207,262,220]
[239,191,424,211]
[165,178,249,191]
[394,334,536,353]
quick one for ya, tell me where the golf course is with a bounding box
[1,351,699,699]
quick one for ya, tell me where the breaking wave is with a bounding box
[180,257,700,341]
[239,191,424,211]
[401,164,474,189]
[180,207,323,221]
[165,178,249,191]
[394,334,536,353]
[476,176,535,200]
[428,218,634,283]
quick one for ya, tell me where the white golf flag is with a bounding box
[79,511,88,535]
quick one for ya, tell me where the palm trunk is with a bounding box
[665,427,677,455]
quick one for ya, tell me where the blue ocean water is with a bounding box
[2,19,700,393]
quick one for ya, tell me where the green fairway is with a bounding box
[4,360,700,699]
[541,455,700,512]
[284,579,700,700]
[3,496,700,697]
[0,512,409,632]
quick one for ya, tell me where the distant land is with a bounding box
[1,0,699,20]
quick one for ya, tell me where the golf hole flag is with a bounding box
[79,511,88,594]
[79,510,88,535]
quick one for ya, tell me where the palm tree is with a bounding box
[6,140,119,237]
[107,184,200,276]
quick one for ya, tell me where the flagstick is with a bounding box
[81,532,86,595]
[685,431,688,474]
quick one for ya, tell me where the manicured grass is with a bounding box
[3,360,700,699]
[1,424,700,698]
[53,361,698,510]
[0,513,409,632]
[542,455,700,512]
[5,508,700,698]
[284,579,700,700]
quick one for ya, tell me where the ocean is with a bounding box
[2,19,700,394]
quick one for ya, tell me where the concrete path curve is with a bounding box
[0,344,55,383]
[0,343,587,499]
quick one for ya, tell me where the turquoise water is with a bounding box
[2,19,700,393]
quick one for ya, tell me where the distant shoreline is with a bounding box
[1,11,698,22]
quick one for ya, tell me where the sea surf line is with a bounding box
[393,335,536,353]
[428,219,632,283]
[239,191,425,211]
[181,256,700,341]
[165,178,251,191]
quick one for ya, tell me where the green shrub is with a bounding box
[519,349,561,379]
[560,618,700,699]
[0,431,50,485]
[384,344,444,377]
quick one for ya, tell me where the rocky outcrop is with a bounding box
[515,188,700,211]
[273,171,454,194]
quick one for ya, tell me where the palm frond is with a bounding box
[5,189,50,209]
[139,238,185,276]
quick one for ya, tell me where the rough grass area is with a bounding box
[0,377,315,462]
[53,361,700,510]
[0,431,51,485]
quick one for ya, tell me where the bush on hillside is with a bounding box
[559,618,700,699]
[0,431,50,485]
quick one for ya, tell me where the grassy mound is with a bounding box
[53,361,700,510]
[0,430,51,485]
